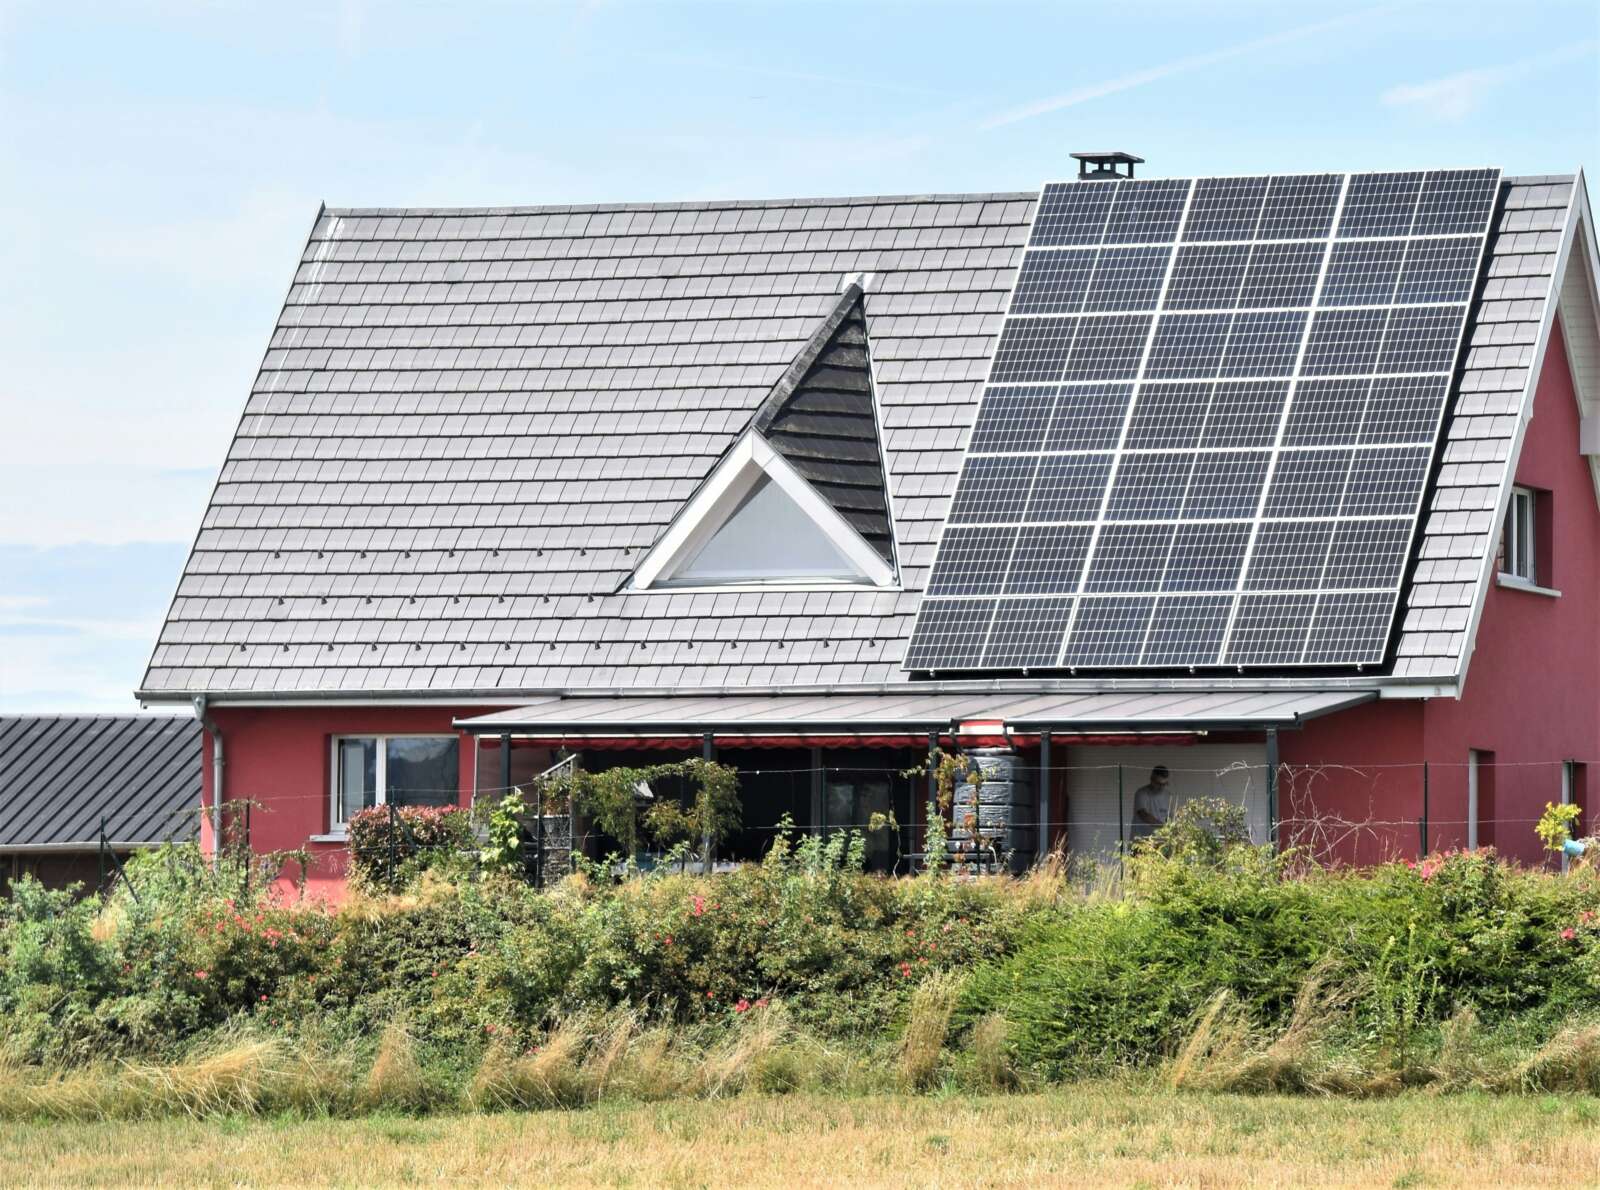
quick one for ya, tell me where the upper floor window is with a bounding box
[1498,485,1546,586]
[331,735,459,831]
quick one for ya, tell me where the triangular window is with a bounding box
[671,474,868,585]
[629,280,899,591]
[630,431,897,590]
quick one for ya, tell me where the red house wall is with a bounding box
[200,704,485,901]
[1282,319,1600,865]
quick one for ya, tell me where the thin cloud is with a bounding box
[1381,41,1599,121]
[980,7,1393,129]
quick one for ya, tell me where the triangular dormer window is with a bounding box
[629,281,898,590]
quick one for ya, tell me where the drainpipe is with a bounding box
[192,695,223,866]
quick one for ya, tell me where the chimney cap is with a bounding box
[1069,151,1144,180]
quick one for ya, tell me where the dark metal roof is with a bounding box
[456,689,1373,735]
[0,715,201,850]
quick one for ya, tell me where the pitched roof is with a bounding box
[138,175,1592,702]
[0,715,200,849]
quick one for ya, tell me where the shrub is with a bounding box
[347,805,475,889]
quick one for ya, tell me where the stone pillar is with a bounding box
[951,747,1036,874]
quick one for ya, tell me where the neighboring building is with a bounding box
[0,715,199,892]
[137,158,1599,895]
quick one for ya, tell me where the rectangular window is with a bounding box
[330,735,459,831]
[1499,486,1538,583]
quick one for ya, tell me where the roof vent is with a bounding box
[1070,151,1143,181]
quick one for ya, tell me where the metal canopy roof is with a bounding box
[0,715,200,851]
[454,689,1374,736]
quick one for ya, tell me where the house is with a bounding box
[136,156,1600,895]
[1,715,199,892]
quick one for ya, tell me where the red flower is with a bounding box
[259,994,268,1002]
[734,999,750,1014]
[692,895,705,917]
[664,936,674,946]
[754,997,769,1009]
[706,990,714,1000]
[1561,927,1578,941]
[195,970,208,980]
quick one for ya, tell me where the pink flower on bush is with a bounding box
[664,936,673,947]
[754,998,769,1009]
[1561,927,1578,942]
[194,970,208,980]
[691,895,705,917]
[734,999,750,1014]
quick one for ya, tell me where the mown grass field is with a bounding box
[5,1089,1598,1188]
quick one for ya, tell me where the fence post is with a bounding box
[1038,731,1052,863]
[1265,728,1279,850]
[1420,762,1429,858]
[388,802,398,887]
[701,731,715,876]
[1116,765,1125,860]
[99,816,108,891]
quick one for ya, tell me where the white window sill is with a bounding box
[1496,574,1560,598]
[309,831,348,844]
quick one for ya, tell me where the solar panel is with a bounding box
[904,167,1501,673]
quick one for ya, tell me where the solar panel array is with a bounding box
[905,168,1501,672]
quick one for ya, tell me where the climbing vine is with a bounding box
[544,759,741,858]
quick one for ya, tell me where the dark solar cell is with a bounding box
[1182,176,1268,242]
[1124,382,1211,449]
[1337,171,1424,238]
[1219,311,1305,377]
[1322,519,1412,588]
[1360,376,1447,444]
[1396,238,1480,303]
[1321,240,1405,306]
[1238,242,1324,307]
[1200,381,1288,447]
[1083,247,1169,311]
[1302,591,1392,664]
[1143,595,1233,665]
[1166,244,1249,309]
[990,316,1077,383]
[1182,451,1271,519]
[1023,454,1115,522]
[1225,593,1317,664]
[1257,174,1341,239]
[969,386,1059,452]
[1043,383,1133,450]
[1163,522,1251,591]
[1009,249,1095,314]
[925,526,1017,596]
[1340,446,1430,516]
[902,599,996,669]
[1102,178,1190,244]
[1061,596,1156,666]
[1062,314,1152,381]
[1029,182,1114,247]
[981,597,1075,668]
[1302,309,1387,375]
[1263,449,1352,517]
[947,456,1038,524]
[1006,525,1093,594]
[1083,523,1176,592]
[1106,452,1194,520]
[1146,313,1229,379]
[1377,305,1465,374]
[1411,168,1499,236]
[1283,379,1369,446]
[1245,520,1335,590]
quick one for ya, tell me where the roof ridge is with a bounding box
[324,192,1036,217]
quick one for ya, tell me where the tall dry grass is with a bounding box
[897,972,960,1091]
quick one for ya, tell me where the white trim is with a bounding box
[629,429,897,590]
[1456,171,1593,694]
[1494,575,1560,598]
[329,732,459,831]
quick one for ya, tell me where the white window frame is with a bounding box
[1500,485,1537,583]
[629,430,897,591]
[326,733,460,835]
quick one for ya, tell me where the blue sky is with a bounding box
[1,0,1596,711]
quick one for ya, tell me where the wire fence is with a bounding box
[78,755,1592,900]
